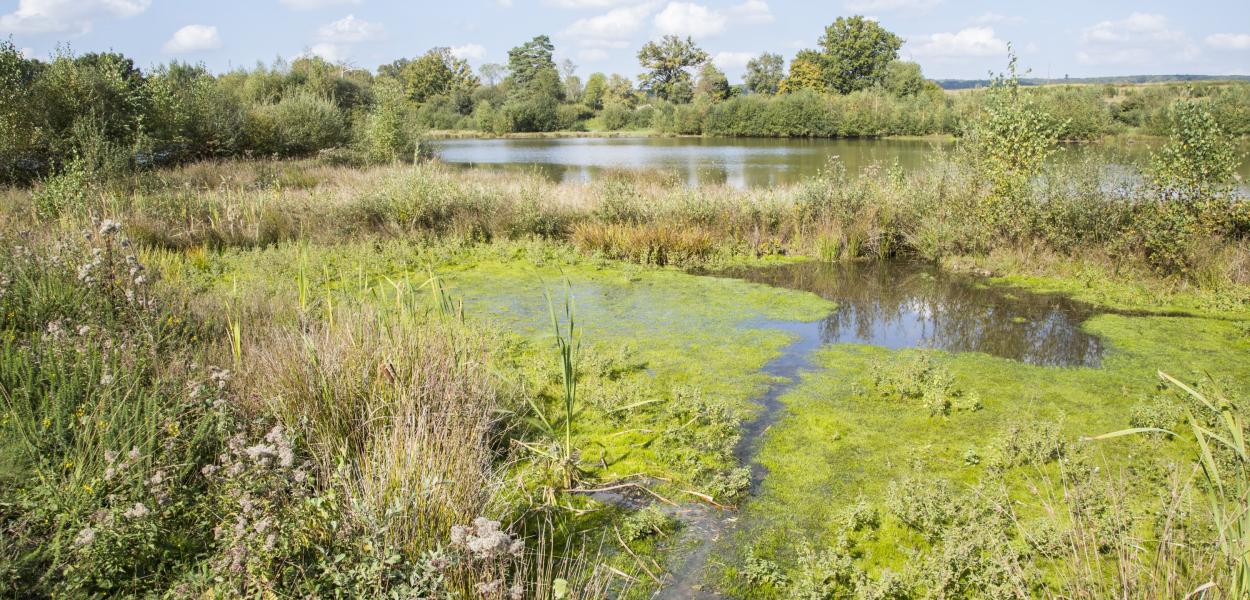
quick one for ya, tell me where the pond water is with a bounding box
[433,136,1250,189]
[720,260,1105,368]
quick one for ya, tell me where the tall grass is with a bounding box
[1091,372,1249,598]
[9,141,1242,289]
[0,222,630,597]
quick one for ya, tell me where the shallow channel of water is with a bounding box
[656,261,1107,597]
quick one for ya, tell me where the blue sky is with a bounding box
[3,0,1249,81]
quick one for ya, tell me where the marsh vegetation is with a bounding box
[1,23,1249,600]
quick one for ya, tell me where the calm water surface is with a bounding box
[434,136,1250,189]
[720,260,1105,368]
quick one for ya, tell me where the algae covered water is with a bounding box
[444,257,1116,597]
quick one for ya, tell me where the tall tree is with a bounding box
[507,35,558,92]
[818,16,902,94]
[605,74,639,108]
[778,50,828,94]
[560,58,581,103]
[396,48,478,103]
[502,35,563,131]
[883,60,926,97]
[636,35,708,104]
[695,63,731,103]
[582,72,607,109]
[744,52,785,95]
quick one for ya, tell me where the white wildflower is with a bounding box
[74,527,96,546]
[123,502,150,519]
[98,220,121,236]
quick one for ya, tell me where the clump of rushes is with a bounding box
[516,287,587,502]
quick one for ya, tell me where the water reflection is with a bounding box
[434,137,944,188]
[433,136,1250,190]
[721,261,1104,367]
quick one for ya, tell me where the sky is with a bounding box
[3,0,1250,82]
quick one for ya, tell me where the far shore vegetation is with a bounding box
[4,15,1250,185]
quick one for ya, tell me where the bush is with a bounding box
[245,92,348,156]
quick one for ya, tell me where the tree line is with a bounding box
[3,16,1249,183]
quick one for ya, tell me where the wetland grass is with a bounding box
[2,95,1248,598]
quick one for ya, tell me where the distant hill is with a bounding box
[936,74,1250,90]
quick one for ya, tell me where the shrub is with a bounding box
[245,92,347,156]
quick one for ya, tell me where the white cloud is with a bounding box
[713,51,755,70]
[497,0,513,6]
[279,0,361,9]
[1082,13,1181,44]
[579,48,610,62]
[1206,33,1250,51]
[908,27,1007,58]
[1078,13,1198,65]
[162,24,222,54]
[545,0,635,7]
[0,0,150,35]
[970,12,1022,25]
[315,14,384,43]
[307,42,349,62]
[650,1,773,38]
[19,46,35,58]
[844,0,941,13]
[564,2,655,40]
[654,2,727,38]
[728,0,772,25]
[450,43,487,60]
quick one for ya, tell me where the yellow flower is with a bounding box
[82,484,93,494]
[42,417,51,429]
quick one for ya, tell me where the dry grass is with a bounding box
[238,305,503,555]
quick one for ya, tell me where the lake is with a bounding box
[433,136,1250,189]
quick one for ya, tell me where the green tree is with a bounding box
[561,60,582,104]
[818,16,902,94]
[502,36,564,131]
[744,52,784,95]
[507,35,559,95]
[396,48,478,104]
[962,50,1064,244]
[583,72,607,110]
[779,50,827,94]
[606,74,640,108]
[883,60,926,97]
[0,40,43,181]
[362,77,415,162]
[695,63,732,103]
[637,35,709,103]
[1150,98,1240,199]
